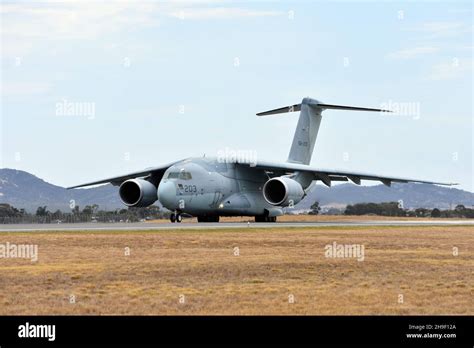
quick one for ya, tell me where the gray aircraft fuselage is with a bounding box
[157,157,278,217]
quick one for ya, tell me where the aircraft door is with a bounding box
[211,191,223,208]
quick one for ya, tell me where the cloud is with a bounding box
[0,39,34,58]
[1,2,283,40]
[168,7,284,20]
[407,21,472,39]
[1,1,159,41]
[1,1,283,58]
[0,82,52,97]
[429,58,473,81]
[387,46,439,60]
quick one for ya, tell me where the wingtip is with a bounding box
[438,182,459,186]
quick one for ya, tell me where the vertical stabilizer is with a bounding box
[256,97,390,165]
[287,98,322,165]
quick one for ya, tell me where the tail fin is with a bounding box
[257,97,391,165]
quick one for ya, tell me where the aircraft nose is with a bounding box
[157,180,177,210]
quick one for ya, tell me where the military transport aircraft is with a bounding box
[68,97,456,223]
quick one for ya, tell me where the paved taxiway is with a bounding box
[0,220,473,232]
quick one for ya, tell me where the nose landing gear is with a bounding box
[170,212,183,223]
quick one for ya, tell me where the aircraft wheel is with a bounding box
[176,214,182,223]
[255,215,276,222]
[197,216,219,222]
[170,213,176,223]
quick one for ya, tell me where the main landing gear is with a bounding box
[255,216,277,222]
[170,212,182,223]
[197,216,220,223]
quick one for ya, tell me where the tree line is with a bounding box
[1,201,473,223]
[0,204,169,224]
[343,202,474,218]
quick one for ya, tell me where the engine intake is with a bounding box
[263,177,304,206]
[119,179,158,207]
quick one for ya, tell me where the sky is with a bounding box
[1,0,473,191]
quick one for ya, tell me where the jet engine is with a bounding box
[263,177,304,206]
[119,178,158,207]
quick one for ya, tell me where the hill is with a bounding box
[0,168,472,212]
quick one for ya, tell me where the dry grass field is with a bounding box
[0,225,472,315]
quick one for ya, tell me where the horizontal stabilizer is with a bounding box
[257,98,391,116]
[257,104,301,116]
[317,103,391,113]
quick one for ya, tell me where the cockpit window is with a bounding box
[167,172,179,179]
[179,171,192,180]
[167,171,192,180]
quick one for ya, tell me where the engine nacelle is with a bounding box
[263,177,304,206]
[119,179,157,207]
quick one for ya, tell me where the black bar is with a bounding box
[0,316,472,346]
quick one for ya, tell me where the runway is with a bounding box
[0,220,473,232]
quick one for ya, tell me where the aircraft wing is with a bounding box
[237,160,457,187]
[67,161,178,189]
